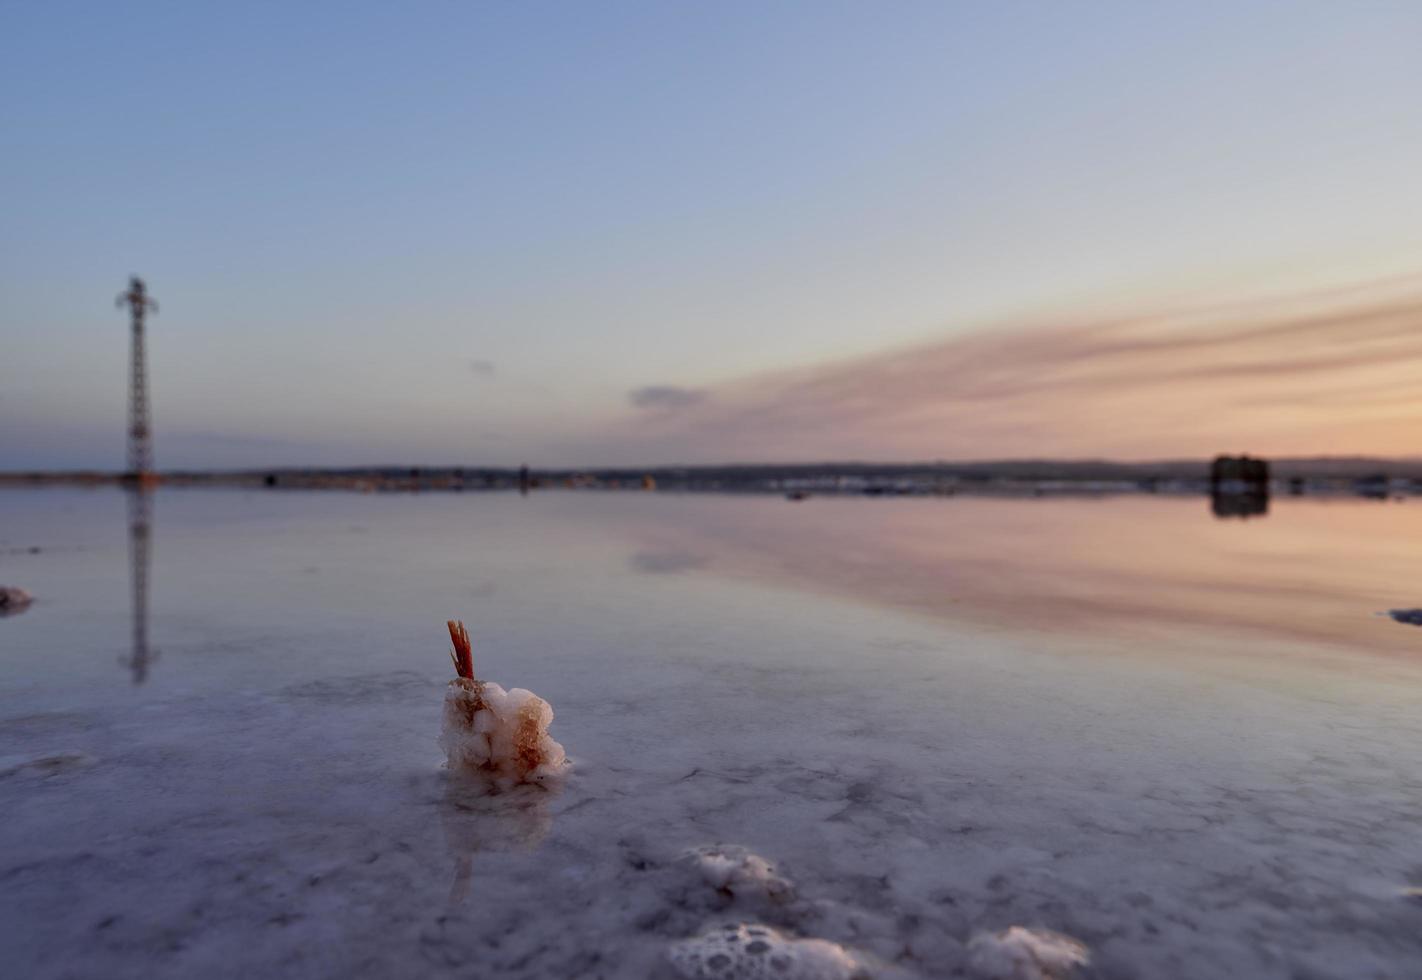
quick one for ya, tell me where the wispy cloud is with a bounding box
[468,359,497,377]
[598,277,1422,461]
[628,385,708,411]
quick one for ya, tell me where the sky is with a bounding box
[3,2,1422,470]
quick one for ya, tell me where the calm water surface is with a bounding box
[1,489,1420,979]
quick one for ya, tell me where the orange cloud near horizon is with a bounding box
[605,276,1422,462]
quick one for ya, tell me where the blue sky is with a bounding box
[3,2,1421,468]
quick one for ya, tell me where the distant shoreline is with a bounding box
[3,457,1420,498]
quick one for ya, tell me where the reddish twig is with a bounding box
[447,619,474,679]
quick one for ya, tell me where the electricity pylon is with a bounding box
[115,276,158,481]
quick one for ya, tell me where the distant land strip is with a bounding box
[3,457,1422,496]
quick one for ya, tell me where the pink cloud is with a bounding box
[596,275,1422,462]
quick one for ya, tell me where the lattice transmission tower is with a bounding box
[116,276,159,480]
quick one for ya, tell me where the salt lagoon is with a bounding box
[2,488,1420,978]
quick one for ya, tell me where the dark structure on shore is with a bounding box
[1210,454,1270,518]
[1210,455,1269,492]
[116,277,158,482]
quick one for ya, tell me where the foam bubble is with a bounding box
[668,923,861,980]
[967,926,1089,980]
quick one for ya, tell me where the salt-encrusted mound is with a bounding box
[967,926,1089,980]
[668,923,862,980]
[0,586,33,616]
[439,677,566,789]
[686,845,794,903]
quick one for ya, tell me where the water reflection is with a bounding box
[440,775,552,905]
[608,495,1422,654]
[121,488,156,684]
[629,550,710,575]
[1210,490,1269,519]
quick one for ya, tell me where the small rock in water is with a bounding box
[0,586,33,616]
[668,923,862,980]
[1386,608,1422,626]
[967,926,1089,980]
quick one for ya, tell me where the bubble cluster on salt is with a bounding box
[967,926,1089,980]
[667,923,861,980]
[687,845,794,903]
[438,620,566,789]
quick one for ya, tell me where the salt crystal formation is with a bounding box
[687,845,794,903]
[439,678,567,786]
[0,586,33,616]
[438,620,566,789]
[668,923,862,980]
[967,926,1090,980]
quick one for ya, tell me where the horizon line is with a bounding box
[6,452,1422,479]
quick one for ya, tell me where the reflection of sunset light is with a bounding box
[618,494,1422,658]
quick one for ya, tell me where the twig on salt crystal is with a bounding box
[439,617,567,785]
[447,619,474,679]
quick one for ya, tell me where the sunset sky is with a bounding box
[3,2,1422,469]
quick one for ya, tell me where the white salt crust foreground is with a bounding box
[7,494,1422,980]
[668,923,863,980]
[687,845,794,902]
[666,845,1089,980]
[439,677,567,789]
[967,926,1090,980]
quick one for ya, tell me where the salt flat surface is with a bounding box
[1,489,1420,979]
